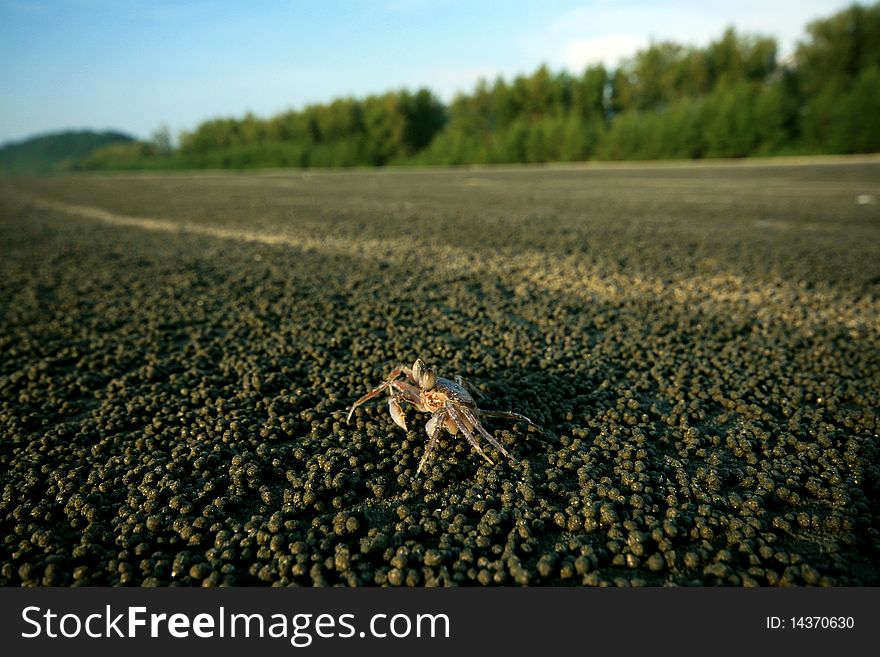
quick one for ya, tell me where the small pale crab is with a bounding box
[346,359,540,475]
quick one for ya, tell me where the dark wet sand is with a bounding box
[1,159,878,586]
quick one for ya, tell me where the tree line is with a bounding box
[83,2,880,170]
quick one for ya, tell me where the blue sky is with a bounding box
[0,0,855,145]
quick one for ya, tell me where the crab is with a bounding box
[346,359,540,475]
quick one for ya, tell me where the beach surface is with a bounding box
[1,159,878,586]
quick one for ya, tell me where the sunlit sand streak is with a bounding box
[13,190,878,334]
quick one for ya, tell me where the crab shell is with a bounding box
[387,376,477,436]
[421,377,477,436]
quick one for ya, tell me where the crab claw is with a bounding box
[389,398,407,430]
[425,414,439,437]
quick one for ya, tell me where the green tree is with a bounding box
[795,2,880,99]
[150,124,174,155]
[81,141,159,170]
[796,2,880,152]
[612,42,694,112]
[702,81,760,157]
[803,65,880,152]
[400,88,447,153]
[705,28,777,85]
[572,65,608,119]
[753,80,797,153]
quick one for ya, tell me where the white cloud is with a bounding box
[425,65,508,100]
[525,0,857,73]
[562,34,647,69]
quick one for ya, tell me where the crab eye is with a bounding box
[412,359,425,381]
[421,369,437,390]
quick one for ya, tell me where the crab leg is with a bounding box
[446,403,494,466]
[346,366,420,422]
[417,409,447,476]
[346,367,402,421]
[460,406,510,458]
[454,375,486,401]
[388,383,422,430]
[480,409,542,432]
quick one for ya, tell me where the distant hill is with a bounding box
[0,129,135,174]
